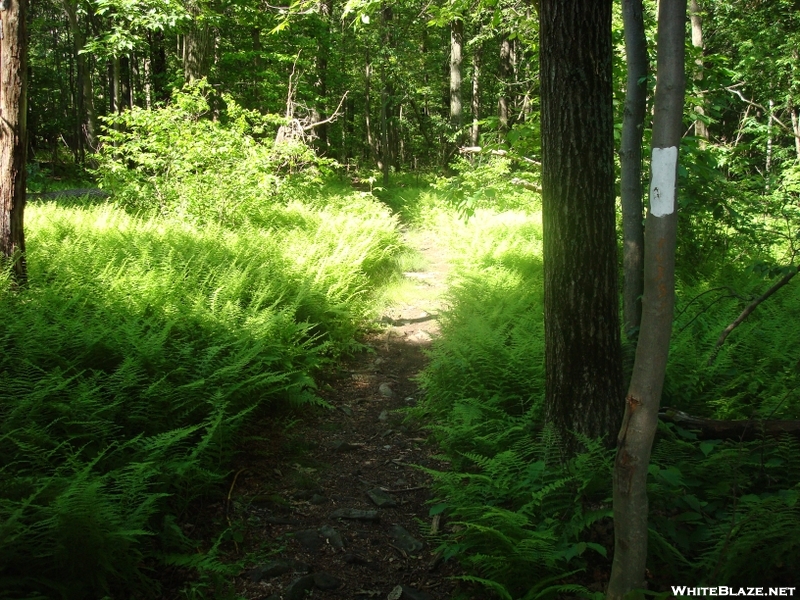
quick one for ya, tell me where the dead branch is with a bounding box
[301,91,349,131]
[510,177,542,193]
[660,408,800,441]
[707,265,799,365]
[726,86,800,142]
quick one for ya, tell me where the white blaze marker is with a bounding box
[649,146,678,217]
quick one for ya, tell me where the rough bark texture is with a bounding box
[184,2,212,83]
[620,0,648,338]
[608,0,686,597]
[689,0,708,142]
[449,19,463,133]
[499,36,513,132]
[63,0,97,153]
[470,46,481,148]
[540,0,624,448]
[0,0,28,282]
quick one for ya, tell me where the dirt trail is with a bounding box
[230,229,463,600]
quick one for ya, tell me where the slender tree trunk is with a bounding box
[620,0,648,338]
[540,0,624,449]
[607,0,686,596]
[471,45,481,148]
[790,97,800,160]
[689,0,708,142]
[766,98,774,187]
[64,0,97,152]
[112,56,121,113]
[149,30,168,104]
[312,0,332,153]
[499,35,513,132]
[365,56,375,162]
[380,4,392,186]
[0,0,29,283]
[450,19,463,135]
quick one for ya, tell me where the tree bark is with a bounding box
[450,19,463,134]
[608,0,686,597]
[470,45,481,148]
[63,0,98,153]
[540,0,624,449]
[184,2,212,83]
[379,4,392,186]
[499,35,513,132]
[0,0,29,283]
[689,0,708,142]
[620,0,648,338]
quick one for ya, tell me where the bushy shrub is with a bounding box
[95,81,336,226]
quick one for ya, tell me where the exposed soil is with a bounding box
[222,229,468,600]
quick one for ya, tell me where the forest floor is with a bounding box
[217,227,468,600]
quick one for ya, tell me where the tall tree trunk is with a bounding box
[0,0,29,283]
[499,35,513,132]
[607,0,686,596]
[689,0,708,142]
[112,56,121,113]
[450,19,463,135]
[148,30,168,104]
[312,0,333,153]
[184,2,212,83]
[540,0,624,449]
[790,97,800,160]
[471,45,481,148]
[63,0,97,153]
[380,4,392,186]
[620,0,648,338]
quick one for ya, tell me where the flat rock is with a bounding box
[294,529,323,551]
[284,575,315,600]
[379,382,394,398]
[330,508,380,521]
[318,525,345,549]
[313,572,342,590]
[367,488,398,508]
[247,559,291,582]
[389,524,423,554]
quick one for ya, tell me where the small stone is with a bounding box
[388,585,403,600]
[339,406,354,417]
[378,410,389,422]
[344,553,379,571]
[310,493,327,505]
[290,560,313,574]
[367,488,398,508]
[330,508,380,522]
[389,524,423,554]
[294,529,323,551]
[394,478,407,487]
[247,560,291,582]
[379,383,394,398]
[313,572,342,590]
[399,585,433,600]
[284,575,315,600]
[374,357,385,365]
[318,525,345,549]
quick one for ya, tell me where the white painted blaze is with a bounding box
[649,146,678,217]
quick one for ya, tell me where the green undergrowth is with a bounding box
[1,185,402,597]
[411,195,800,598]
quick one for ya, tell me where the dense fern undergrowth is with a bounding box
[1,88,405,599]
[410,191,800,598]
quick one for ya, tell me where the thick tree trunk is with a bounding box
[184,2,212,83]
[148,30,168,105]
[540,0,624,448]
[471,45,481,148]
[620,0,648,338]
[0,0,28,283]
[608,0,686,597]
[689,0,708,143]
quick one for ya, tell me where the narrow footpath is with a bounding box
[229,228,464,600]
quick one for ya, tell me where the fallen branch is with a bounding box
[510,177,541,193]
[659,408,800,441]
[707,266,798,365]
